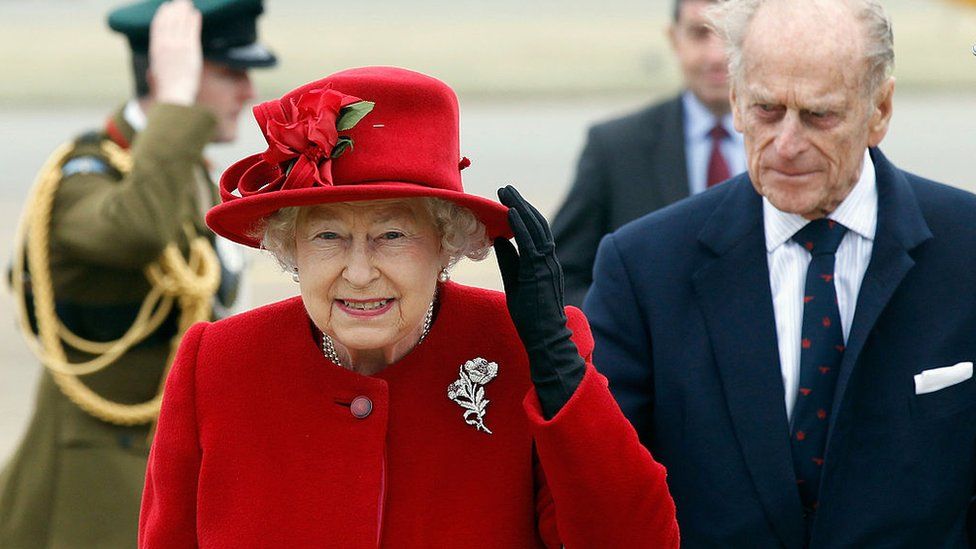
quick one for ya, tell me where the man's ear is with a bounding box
[730,84,744,133]
[867,76,895,147]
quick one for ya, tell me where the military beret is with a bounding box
[108,0,276,69]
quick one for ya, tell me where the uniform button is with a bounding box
[350,396,373,419]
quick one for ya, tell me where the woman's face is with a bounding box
[294,200,447,359]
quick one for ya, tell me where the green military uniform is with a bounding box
[0,104,221,548]
[0,1,275,546]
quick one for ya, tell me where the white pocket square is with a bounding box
[914,361,973,395]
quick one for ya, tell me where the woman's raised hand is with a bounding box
[493,186,584,419]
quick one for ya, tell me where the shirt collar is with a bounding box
[682,90,739,143]
[763,149,878,252]
[123,99,148,133]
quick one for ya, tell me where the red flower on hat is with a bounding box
[263,88,347,164]
[252,85,374,194]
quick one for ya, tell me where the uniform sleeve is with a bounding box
[526,308,679,548]
[139,321,207,548]
[551,126,611,308]
[583,232,656,444]
[52,104,216,269]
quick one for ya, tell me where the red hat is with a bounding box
[207,66,512,248]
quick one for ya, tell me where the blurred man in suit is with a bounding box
[552,0,745,306]
[586,0,976,546]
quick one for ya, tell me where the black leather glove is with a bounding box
[494,185,585,420]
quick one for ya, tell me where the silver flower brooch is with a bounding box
[447,358,499,434]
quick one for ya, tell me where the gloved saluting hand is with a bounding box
[494,185,585,419]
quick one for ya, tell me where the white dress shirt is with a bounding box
[123,99,148,132]
[682,91,746,195]
[765,149,877,420]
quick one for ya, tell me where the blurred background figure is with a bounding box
[551,0,746,307]
[0,0,274,546]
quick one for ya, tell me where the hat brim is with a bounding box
[205,42,277,69]
[207,183,513,248]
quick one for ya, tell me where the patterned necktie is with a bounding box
[790,218,848,514]
[706,124,731,187]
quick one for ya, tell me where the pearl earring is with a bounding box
[292,267,300,283]
[438,267,450,283]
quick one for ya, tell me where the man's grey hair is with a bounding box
[256,197,491,273]
[707,0,894,94]
[672,0,719,23]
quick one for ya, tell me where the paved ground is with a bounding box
[2,91,976,461]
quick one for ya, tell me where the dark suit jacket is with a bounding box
[552,95,689,307]
[585,149,976,547]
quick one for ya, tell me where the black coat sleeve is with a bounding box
[551,126,611,308]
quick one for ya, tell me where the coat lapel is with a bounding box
[691,176,806,549]
[824,148,932,448]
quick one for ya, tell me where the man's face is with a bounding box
[731,2,893,219]
[669,0,730,114]
[196,61,255,143]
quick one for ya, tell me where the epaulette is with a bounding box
[60,131,121,179]
[60,155,115,178]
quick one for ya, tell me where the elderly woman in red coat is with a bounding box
[139,66,678,548]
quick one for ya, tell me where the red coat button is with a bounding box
[350,396,373,419]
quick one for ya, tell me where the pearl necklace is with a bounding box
[322,298,435,367]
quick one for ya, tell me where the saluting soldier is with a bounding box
[0,0,275,546]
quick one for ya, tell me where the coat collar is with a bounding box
[696,171,763,255]
[291,281,511,384]
[691,148,931,547]
[696,148,928,253]
[106,104,137,150]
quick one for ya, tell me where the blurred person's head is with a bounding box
[710,0,895,219]
[110,0,276,142]
[669,0,730,115]
[131,55,256,143]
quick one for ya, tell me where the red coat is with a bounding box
[139,282,678,547]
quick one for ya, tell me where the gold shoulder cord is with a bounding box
[10,140,220,425]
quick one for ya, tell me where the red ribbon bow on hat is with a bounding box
[241,85,374,197]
